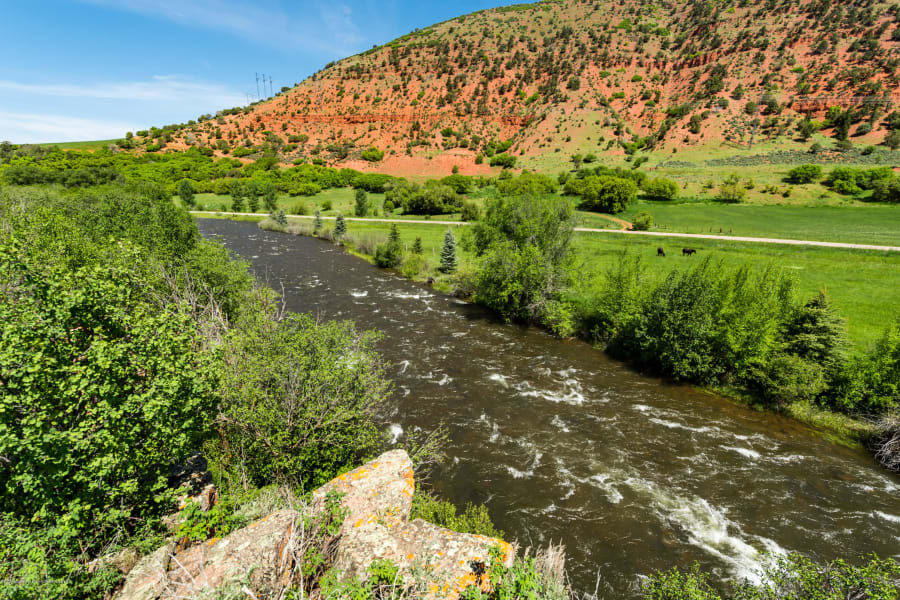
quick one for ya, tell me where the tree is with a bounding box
[797,117,819,141]
[361,147,384,162]
[632,212,653,231]
[230,181,245,212]
[718,174,747,203]
[579,176,638,213]
[374,225,402,268]
[334,213,347,239]
[355,188,369,217]
[247,192,260,213]
[178,178,195,207]
[261,182,278,212]
[469,195,576,335]
[886,129,900,151]
[388,223,400,245]
[313,209,323,232]
[412,237,423,254]
[782,291,848,378]
[439,229,458,274]
[275,209,288,226]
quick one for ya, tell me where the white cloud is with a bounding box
[0,112,140,144]
[77,0,365,56]
[0,75,245,107]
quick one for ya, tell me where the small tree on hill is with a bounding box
[178,179,195,207]
[275,209,288,227]
[334,214,347,240]
[439,229,458,274]
[886,129,900,152]
[355,189,369,217]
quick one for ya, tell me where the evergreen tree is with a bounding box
[313,209,323,232]
[886,129,900,152]
[354,189,369,217]
[389,223,400,245]
[782,291,848,374]
[247,193,260,213]
[439,229,458,274]
[177,179,195,207]
[412,237,423,254]
[334,214,347,239]
[276,209,288,227]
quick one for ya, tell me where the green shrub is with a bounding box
[642,177,679,200]
[489,153,517,168]
[361,147,385,162]
[577,176,639,213]
[786,164,823,184]
[207,309,390,491]
[461,201,480,221]
[410,489,503,538]
[717,174,746,203]
[0,240,216,530]
[632,211,654,231]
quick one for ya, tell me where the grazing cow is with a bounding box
[682,248,697,256]
[657,247,666,257]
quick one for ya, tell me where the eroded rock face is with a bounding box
[114,450,514,600]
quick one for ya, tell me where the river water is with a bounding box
[198,219,899,596]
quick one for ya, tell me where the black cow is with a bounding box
[682,248,697,256]
[657,247,666,257]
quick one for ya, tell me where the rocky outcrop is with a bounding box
[114,450,514,600]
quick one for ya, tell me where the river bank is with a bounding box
[245,214,881,452]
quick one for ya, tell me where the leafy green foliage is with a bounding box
[468,195,575,335]
[786,164,823,184]
[410,489,503,538]
[361,147,385,162]
[355,188,369,217]
[632,211,654,231]
[642,177,679,201]
[207,310,390,491]
[574,176,639,213]
[335,213,347,238]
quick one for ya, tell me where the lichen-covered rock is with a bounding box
[314,449,515,599]
[114,450,515,600]
[160,509,295,598]
[113,542,174,600]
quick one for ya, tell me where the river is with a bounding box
[198,218,900,597]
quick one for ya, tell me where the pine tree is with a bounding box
[313,209,323,232]
[354,189,368,217]
[334,214,347,239]
[276,209,288,226]
[389,223,400,245]
[439,229,458,274]
[783,291,847,374]
[412,237,423,254]
[230,183,245,212]
[248,193,260,213]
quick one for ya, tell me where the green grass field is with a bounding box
[269,215,899,351]
[609,200,900,245]
[42,139,119,151]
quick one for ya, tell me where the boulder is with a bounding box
[115,450,514,600]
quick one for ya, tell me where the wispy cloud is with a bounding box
[0,75,245,106]
[0,112,140,144]
[77,0,365,56]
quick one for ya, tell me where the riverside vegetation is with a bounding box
[1,172,898,597]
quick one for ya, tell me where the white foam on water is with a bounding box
[350,290,368,298]
[506,465,534,479]
[551,415,570,432]
[451,331,468,338]
[517,378,585,405]
[623,476,783,583]
[488,373,510,387]
[588,474,624,504]
[632,404,652,413]
[388,424,403,444]
[397,360,410,374]
[436,374,452,386]
[648,417,715,435]
[723,446,762,460]
[874,511,900,524]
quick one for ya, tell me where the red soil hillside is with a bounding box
[152,0,900,175]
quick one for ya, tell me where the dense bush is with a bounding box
[786,164,823,183]
[468,194,576,335]
[361,147,385,162]
[574,176,639,213]
[632,211,653,230]
[489,153,517,168]
[641,177,679,200]
[208,308,391,491]
[497,172,558,196]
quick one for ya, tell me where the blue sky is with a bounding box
[0,0,511,143]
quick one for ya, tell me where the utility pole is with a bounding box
[255,73,260,100]
[269,76,274,97]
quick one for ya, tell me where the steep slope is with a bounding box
[158,0,900,174]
